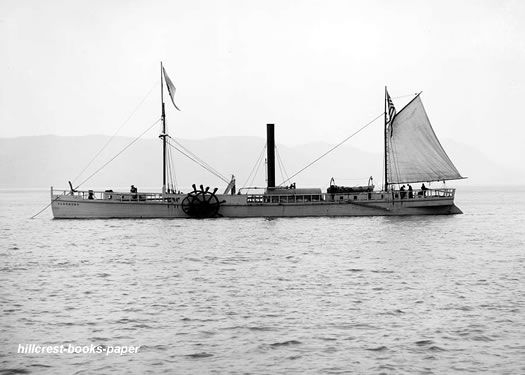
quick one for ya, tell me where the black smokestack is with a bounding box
[266,123,275,189]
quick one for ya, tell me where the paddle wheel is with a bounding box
[181,184,222,218]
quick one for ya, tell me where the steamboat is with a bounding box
[50,65,464,219]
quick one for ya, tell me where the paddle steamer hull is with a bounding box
[51,189,461,219]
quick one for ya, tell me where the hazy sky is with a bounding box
[1,0,524,167]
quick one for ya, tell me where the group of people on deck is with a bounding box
[399,183,428,199]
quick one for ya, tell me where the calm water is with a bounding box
[1,187,524,374]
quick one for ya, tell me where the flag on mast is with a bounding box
[386,88,396,136]
[162,67,181,111]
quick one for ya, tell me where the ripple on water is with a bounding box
[248,326,276,332]
[0,369,31,374]
[365,346,388,351]
[428,346,447,352]
[269,340,302,348]
[139,344,170,352]
[28,364,52,369]
[185,352,213,358]
[415,340,434,346]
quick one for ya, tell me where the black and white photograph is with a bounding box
[1,0,524,373]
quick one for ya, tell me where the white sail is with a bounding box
[387,95,462,184]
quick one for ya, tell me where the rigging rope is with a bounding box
[166,138,230,184]
[241,144,266,189]
[167,137,222,178]
[249,150,265,189]
[74,118,162,189]
[166,143,173,191]
[332,177,376,181]
[393,93,419,100]
[72,80,159,184]
[30,196,60,219]
[275,146,289,184]
[167,141,177,191]
[278,112,384,186]
[167,136,230,183]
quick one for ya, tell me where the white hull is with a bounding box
[51,189,462,219]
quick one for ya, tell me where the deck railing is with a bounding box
[52,188,164,202]
[247,194,323,204]
[393,188,455,199]
[245,188,455,204]
[52,187,455,204]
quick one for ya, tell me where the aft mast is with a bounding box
[384,87,388,192]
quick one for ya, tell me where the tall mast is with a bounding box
[161,62,167,193]
[384,86,388,192]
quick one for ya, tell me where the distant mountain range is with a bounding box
[0,135,522,191]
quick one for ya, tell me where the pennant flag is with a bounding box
[386,88,396,136]
[162,67,181,111]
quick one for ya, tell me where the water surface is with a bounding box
[1,187,524,374]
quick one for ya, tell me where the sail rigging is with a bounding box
[386,94,463,184]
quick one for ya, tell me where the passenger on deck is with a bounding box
[420,183,428,197]
[88,190,95,200]
[408,184,413,198]
[130,185,138,200]
[400,185,406,199]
